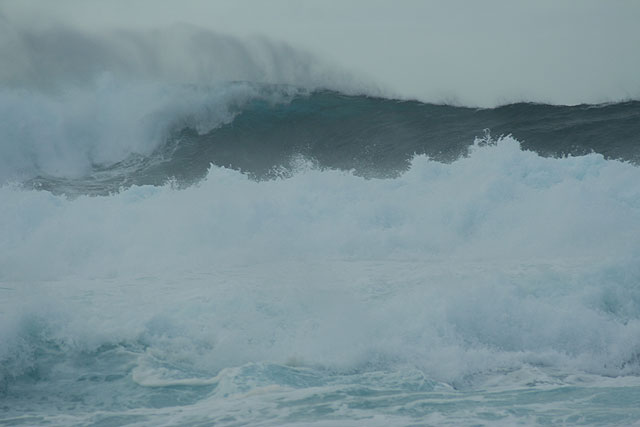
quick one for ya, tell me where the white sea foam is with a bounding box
[1,139,639,390]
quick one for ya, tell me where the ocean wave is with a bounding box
[2,81,639,195]
[2,139,640,381]
[3,14,640,427]
[0,80,307,184]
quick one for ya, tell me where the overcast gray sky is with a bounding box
[2,0,639,106]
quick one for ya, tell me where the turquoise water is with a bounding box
[2,81,640,426]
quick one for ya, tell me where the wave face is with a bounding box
[2,79,640,426]
[3,82,639,195]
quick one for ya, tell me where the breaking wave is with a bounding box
[2,24,640,427]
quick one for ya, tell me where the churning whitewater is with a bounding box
[1,12,640,422]
[1,79,640,426]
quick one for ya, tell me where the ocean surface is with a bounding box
[2,80,640,426]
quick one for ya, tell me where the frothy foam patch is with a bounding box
[2,138,638,279]
[1,139,639,387]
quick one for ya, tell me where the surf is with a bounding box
[2,137,640,424]
[2,81,640,196]
[2,19,640,427]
